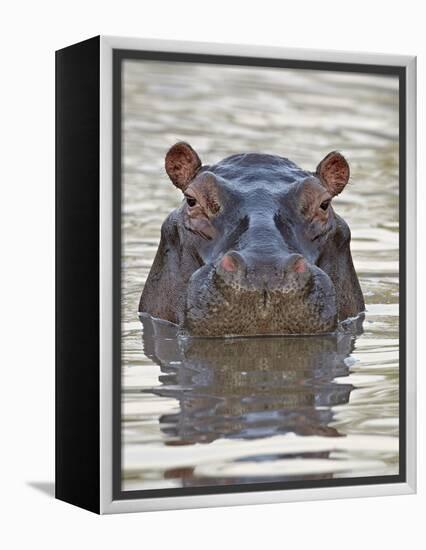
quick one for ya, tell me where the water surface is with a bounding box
[121,61,399,491]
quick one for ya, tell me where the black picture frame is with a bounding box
[56,35,416,514]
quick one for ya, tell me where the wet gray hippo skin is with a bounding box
[139,142,365,336]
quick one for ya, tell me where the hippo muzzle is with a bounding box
[184,251,337,337]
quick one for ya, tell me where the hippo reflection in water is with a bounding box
[139,143,364,336]
[141,316,361,445]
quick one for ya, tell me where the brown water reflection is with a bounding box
[142,316,360,443]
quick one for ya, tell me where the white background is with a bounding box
[1,1,424,548]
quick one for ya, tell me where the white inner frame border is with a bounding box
[99,35,417,514]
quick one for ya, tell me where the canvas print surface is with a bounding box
[117,58,400,494]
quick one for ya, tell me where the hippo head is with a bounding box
[139,142,364,336]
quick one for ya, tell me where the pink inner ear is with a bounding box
[165,142,201,190]
[317,152,349,196]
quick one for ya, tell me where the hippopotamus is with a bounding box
[139,142,364,337]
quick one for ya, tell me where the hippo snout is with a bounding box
[216,251,311,292]
[183,257,338,337]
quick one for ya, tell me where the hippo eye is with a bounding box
[185,195,197,207]
[320,199,331,211]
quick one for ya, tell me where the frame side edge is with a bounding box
[55,36,101,514]
[404,56,417,493]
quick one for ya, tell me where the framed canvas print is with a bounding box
[55,36,416,514]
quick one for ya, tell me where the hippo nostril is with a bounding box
[281,254,308,276]
[217,251,247,277]
[292,258,307,273]
[220,254,238,273]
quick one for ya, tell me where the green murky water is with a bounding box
[121,60,399,491]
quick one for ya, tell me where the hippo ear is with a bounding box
[316,151,350,197]
[165,142,202,191]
